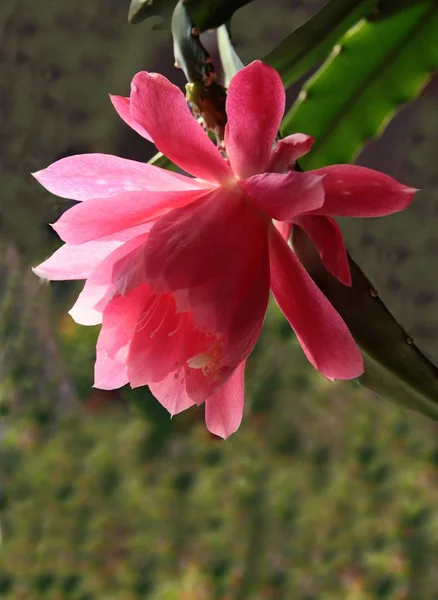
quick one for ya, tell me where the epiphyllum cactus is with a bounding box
[33,61,416,438]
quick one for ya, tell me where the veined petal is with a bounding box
[148,372,197,416]
[308,165,418,217]
[129,71,232,184]
[267,133,314,173]
[98,285,149,364]
[239,171,325,220]
[225,61,285,178]
[69,231,150,325]
[142,187,270,373]
[294,216,351,286]
[52,187,210,245]
[32,153,207,201]
[32,224,151,281]
[94,345,129,390]
[33,239,122,281]
[269,226,363,380]
[110,94,152,141]
[205,361,245,439]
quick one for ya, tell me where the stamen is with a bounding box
[150,296,171,339]
[135,295,161,332]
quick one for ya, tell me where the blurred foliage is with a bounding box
[2,308,438,598]
[282,2,438,167]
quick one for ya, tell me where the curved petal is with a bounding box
[269,225,363,380]
[98,285,150,364]
[94,346,129,390]
[33,239,122,281]
[32,224,152,281]
[110,94,152,141]
[205,361,245,439]
[69,231,150,325]
[239,171,325,221]
[225,61,285,178]
[267,133,314,173]
[52,187,209,244]
[142,187,270,373]
[274,220,292,241]
[308,165,418,217]
[149,372,197,416]
[129,72,232,184]
[32,153,207,201]
[294,216,351,286]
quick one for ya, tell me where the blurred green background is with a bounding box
[1,0,438,598]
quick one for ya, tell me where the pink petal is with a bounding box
[52,187,210,244]
[239,171,325,220]
[307,165,418,217]
[225,61,285,178]
[294,216,351,286]
[142,187,270,372]
[32,224,151,281]
[269,225,363,380]
[33,153,207,201]
[149,372,197,416]
[98,285,150,363]
[94,346,129,390]
[205,361,245,439]
[33,239,123,281]
[267,134,315,173]
[129,71,232,184]
[110,94,152,141]
[127,294,192,387]
[126,294,225,405]
[274,220,292,240]
[69,231,150,325]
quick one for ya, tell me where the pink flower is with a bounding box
[33,61,416,438]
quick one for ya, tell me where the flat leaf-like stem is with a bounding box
[265,0,377,88]
[128,0,254,32]
[293,226,438,420]
[281,1,438,168]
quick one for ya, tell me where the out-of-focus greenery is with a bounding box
[2,307,438,599]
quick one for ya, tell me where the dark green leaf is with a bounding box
[129,0,254,32]
[282,2,438,168]
[128,0,174,28]
[264,0,378,88]
[293,226,438,420]
[375,0,424,20]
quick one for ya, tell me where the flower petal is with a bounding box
[94,346,129,390]
[32,153,206,201]
[267,133,314,173]
[52,188,209,244]
[33,239,122,281]
[269,225,363,380]
[110,94,152,141]
[149,372,197,416]
[239,171,325,220]
[129,71,232,184]
[308,165,418,217]
[225,61,285,178]
[294,216,351,286]
[142,188,270,374]
[98,285,150,364]
[32,224,151,281]
[274,220,292,241]
[69,231,150,325]
[205,361,245,439]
